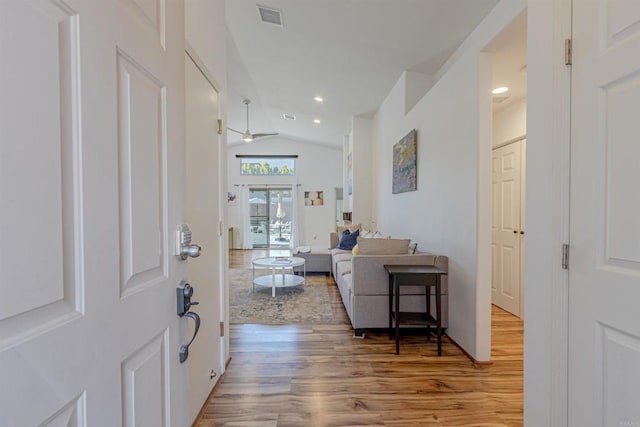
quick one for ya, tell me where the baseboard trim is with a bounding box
[447,335,493,366]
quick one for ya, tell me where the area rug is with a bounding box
[229,268,335,324]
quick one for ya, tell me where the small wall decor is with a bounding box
[227,190,237,205]
[392,129,417,194]
[304,191,324,206]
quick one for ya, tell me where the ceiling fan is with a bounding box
[227,99,278,142]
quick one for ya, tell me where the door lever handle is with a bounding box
[179,311,200,363]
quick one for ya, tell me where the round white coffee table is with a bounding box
[252,257,306,297]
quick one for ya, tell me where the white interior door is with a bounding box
[185,50,223,423]
[569,2,640,426]
[0,1,190,425]
[491,141,523,316]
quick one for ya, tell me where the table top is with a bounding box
[252,256,305,268]
[384,265,447,275]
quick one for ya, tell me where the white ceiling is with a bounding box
[225,0,502,147]
[487,12,527,112]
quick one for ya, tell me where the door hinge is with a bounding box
[220,321,225,337]
[565,39,572,66]
[562,244,570,270]
[217,119,223,135]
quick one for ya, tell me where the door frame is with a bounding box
[248,187,293,248]
[184,41,228,375]
[523,0,572,426]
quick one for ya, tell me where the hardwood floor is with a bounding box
[197,250,523,426]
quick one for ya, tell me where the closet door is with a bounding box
[491,140,523,316]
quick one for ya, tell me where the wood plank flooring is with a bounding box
[197,250,523,426]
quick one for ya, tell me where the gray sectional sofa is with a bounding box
[329,232,449,337]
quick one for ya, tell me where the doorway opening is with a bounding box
[249,187,292,248]
[486,11,527,322]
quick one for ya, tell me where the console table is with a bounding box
[385,265,447,355]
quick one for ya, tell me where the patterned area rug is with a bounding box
[229,268,335,324]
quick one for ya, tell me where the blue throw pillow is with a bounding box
[338,229,359,250]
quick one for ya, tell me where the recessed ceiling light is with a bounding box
[314,96,324,103]
[492,86,509,94]
[313,119,321,124]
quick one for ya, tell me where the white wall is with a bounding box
[185,0,226,87]
[493,98,527,146]
[227,138,342,248]
[351,117,374,229]
[370,0,526,361]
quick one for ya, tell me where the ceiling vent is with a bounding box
[258,5,283,27]
[282,113,296,121]
[493,96,509,104]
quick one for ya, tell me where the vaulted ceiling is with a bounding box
[225,0,502,147]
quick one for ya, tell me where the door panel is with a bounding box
[570,1,640,425]
[0,1,188,425]
[116,51,168,297]
[185,52,223,422]
[121,331,169,427]
[0,0,82,346]
[491,141,522,316]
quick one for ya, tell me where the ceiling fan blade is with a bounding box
[227,127,244,135]
[252,132,279,138]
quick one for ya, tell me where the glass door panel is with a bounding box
[269,189,292,247]
[249,188,292,248]
[249,189,268,248]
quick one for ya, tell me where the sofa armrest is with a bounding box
[351,253,448,296]
[329,232,339,249]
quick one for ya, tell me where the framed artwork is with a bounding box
[392,129,417,194]
[227,190,237,206]
[304,191,324,206]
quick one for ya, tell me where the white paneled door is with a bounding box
[185,51,224,423]
[569,2,640,426]
[491,140,524,317]
[0,1,192,425]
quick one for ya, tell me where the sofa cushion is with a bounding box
[336,260,352,278]
[332,252,353,278]
[338,229,359,250]
[357,237,410,255]
[331,248,351,257]
[333,253,353,265]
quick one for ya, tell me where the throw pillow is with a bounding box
[408,242,418,254]
[352,244,360,255]
[360,229,373,238]
[338,229,360,250]
[337,223,361,234]
[357,237,410,255]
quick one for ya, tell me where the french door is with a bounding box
[249,188,292,248]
